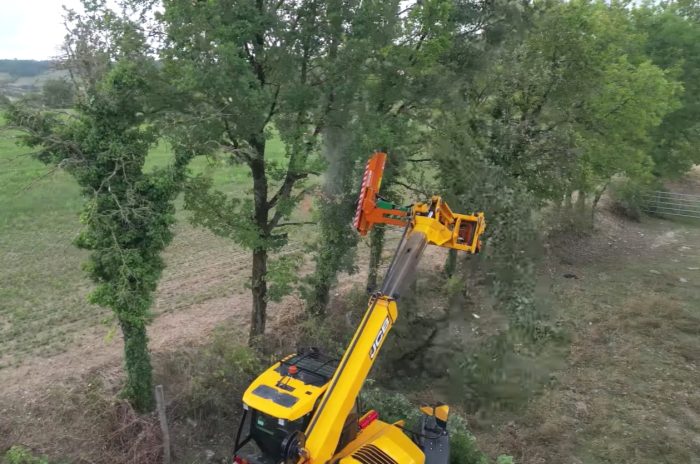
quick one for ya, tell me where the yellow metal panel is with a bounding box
[413,216,453,247]
[242,359,327,421]
[334,419,424,464]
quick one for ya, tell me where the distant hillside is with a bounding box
[0,60,54,78]
[0,60,68,100]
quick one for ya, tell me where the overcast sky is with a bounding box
[0,0,83,60]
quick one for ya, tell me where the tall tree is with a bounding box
[444,0,678,215]
[303,0,405,316]
[5,1,186,411]
[159,0,376,344]
[634,1,700,177]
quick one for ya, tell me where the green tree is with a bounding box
[5,1,187,411]
[41,78,74,108]
[303,0,405,316]
[159,0,379,344]
[634,1,700,177]
[450,0,678,218]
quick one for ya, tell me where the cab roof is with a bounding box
[242,349,339,421]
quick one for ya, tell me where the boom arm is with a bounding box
[297,153,486,463]
[301,295,398,463]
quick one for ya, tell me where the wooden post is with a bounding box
[155,385,171,464]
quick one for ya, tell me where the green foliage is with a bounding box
[185,333,262,420]
[361,386,422,426]
[434,126,539,330]
[634,1,700,177]
[431,0,679,211]
[183,174,267,249]
[450,433,490,464]
[267,253,304,302]
[361,386,498,464]
[41,78,74,109]
[3,446,49,464]
[4,2,190,412]
[609,177,656,221]
[160,0,358,341]
[303,192,359,316]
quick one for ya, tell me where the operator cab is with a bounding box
[234,348,339,464]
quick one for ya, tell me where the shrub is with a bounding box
[450,432,490,464]
[3,446,49,464]
[160,327,262,433]
[609,178,655,221]
[361,385,421,426]
[186,334,261,420]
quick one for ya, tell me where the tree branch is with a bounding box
[273,221,316,228]
[262,84,281,129]
[394,180,430,197]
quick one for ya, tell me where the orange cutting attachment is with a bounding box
[352,152,409,236]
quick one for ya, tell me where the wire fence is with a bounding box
[642,190,700,219]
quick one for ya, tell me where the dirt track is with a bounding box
[0,226,410,400]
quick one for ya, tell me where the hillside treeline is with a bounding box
[4,0,699,413]
[0,60,53,77]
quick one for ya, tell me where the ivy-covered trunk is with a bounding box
[305,124,357,317]
[307,277,330,318]
[5,3,190,411]
[444,249,457,277]
[250,247,268,344]
[119,318,153,411]
[249,141,269,344]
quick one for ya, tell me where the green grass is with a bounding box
[0,115,296,367]
[0,119,91,365]
[474,216,700,463]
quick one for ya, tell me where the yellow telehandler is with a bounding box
[233,152,485,464]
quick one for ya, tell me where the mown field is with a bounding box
[0,117,293,368]
[471,207,700,463]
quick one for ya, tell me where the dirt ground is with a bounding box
[469,186,700,462]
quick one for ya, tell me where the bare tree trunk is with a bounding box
[576,189,587,213]
[366,227,385,292]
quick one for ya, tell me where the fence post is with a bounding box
[155,385,171,464]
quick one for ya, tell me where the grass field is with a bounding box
[0,116,292,367]
[472,210,700,463]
